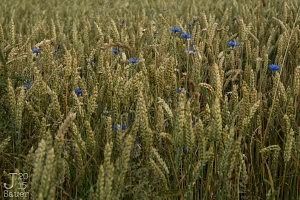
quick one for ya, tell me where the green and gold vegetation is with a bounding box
[0,0,299,199]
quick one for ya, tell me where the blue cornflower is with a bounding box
[180,32,192,40]
[74,87,83,97]
[268,64,280,72]
[23,80,32,90]
[227,40,239,48]
[170,26,182,34]
[112,47,121,55]
[128,57,140,64]
[32,47,41,55]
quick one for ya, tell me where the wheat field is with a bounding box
[0,0,299,199]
